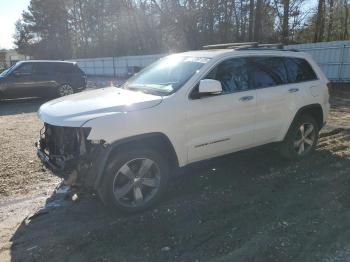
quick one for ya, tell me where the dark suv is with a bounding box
[0,60,86,99]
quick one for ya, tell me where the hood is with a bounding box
[38,87,163,127]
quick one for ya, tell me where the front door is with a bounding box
[186,57,257,163]
[4,63,37,98]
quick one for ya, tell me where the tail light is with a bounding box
[326,82,331,103]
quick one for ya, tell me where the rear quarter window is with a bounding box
[72,64,85,74]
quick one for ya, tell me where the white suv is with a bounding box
[36,44,330,213]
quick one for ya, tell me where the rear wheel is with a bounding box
[57,84,74,97]
[280,114,319,160]
[101,148,170,213]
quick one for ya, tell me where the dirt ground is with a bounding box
[0,86,349,262]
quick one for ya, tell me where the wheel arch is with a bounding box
[59,79,78,90]
[284,103,324,140]
[56,82,75,96]
[92,132,179,190]
[58,82,73,88]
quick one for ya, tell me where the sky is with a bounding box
[0,0,31,50]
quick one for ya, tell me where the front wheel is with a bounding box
[100,148,170,213]
[57,84,74,97]
[280,114,319,160]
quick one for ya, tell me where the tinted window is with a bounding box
[15,63,34,74]
[34,63,56,74]
[55,63,74,74]
[72,64,84,74]
[206,58,250,93]
[0,64,16,77]
[250,57,288,88]
[284,58,317,83]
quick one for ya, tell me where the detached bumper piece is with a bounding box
[36,141,61,175]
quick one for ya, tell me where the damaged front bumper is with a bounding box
[36,143,61,174]
[36,124,107,187]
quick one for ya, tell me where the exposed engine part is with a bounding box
[38,123,94,183]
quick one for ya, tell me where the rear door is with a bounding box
[186,57,257,163]
[253,56,318,145]
[32,63,58,96]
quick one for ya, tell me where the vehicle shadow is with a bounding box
[330,87,350,107]
[0,97,49,116]
[9,129,350,262]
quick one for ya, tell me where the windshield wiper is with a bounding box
[127,86,168,95]
[127,86,148,93]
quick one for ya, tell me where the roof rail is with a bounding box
[202,42,285,50]
[237,43,284,50]
[202,42,258,49]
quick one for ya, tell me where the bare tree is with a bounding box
[254,0,263,41]
[282,0,290,43]
[16,0,329,59]
[344,0,349,39]
[327,0,334,41]
[249,0,255,41]
[314,0,326,42]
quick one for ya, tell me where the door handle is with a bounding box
[288,88,299,93]
[239,95,254,102]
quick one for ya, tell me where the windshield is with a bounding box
[0,64,16,77]
[123,55,210,95]
[0,65,14,76]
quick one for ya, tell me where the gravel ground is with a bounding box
[0,86,349,262]
[0,98,60,198]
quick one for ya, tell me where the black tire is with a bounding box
[57,84,74,97]
[100,147,170,214]
[280,114,319,160]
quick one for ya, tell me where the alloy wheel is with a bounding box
[58,84,74,96]
[112,158,161,208]
[294,122,316,155]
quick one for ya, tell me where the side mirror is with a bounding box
[199,79,222,95]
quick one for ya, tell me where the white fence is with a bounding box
[287,40,350,82]
[72,40,350,82]
[71,54,165,78]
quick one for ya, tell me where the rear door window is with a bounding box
[249,57,288,88]
[34,63,56,74]
[55,63,74,74]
